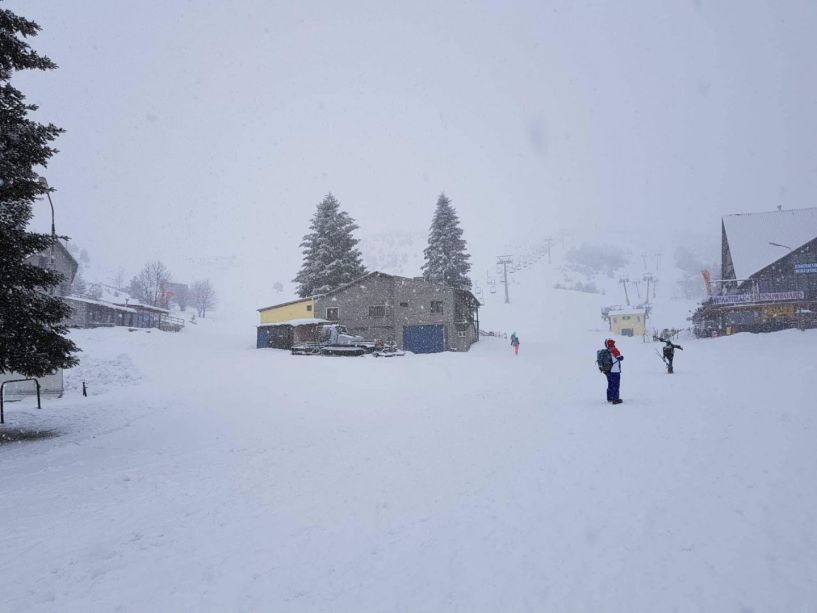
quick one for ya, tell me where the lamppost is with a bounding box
[35,175,57,269]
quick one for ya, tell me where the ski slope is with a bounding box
[1,266,815,612]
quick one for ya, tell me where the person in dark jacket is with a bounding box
[604,338,624,404]
[657,337,683,373]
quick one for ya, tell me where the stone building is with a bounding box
[313,271,479,353]
[256,271,480,353]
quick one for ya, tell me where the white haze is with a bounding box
[9,0,817,317]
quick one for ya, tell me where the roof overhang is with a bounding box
[257,297,314,312]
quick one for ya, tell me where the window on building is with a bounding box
[431,301,443,314]
[368,305,386,317]
[458,331,466,338]
[399,301,409,308]
[326,307,339,321]
[306,305,312,312]
[622,315,631,320]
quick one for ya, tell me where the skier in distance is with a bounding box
[510,332,520,355]
[656,336,683,374]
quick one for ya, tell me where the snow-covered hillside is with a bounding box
[477,236,699,337]
[359,231,427,278]
[1,262,814,611]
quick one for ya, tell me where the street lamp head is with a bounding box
[33,174,57,241]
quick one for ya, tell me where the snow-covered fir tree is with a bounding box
[294,194,367,297]
[422,193,472,289]
[0,7,78,376]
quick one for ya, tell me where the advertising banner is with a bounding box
[712,291,804,305]
[794,263,817,274]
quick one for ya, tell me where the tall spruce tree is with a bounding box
[293,193,367,297]
[0,7,78,377]
[422,193,472,289]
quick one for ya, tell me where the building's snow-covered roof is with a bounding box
[257,297,313,312]
[607,307,646,316]
[258,271,480,312]
[64,295,137,313]
[259,318,328,328]
[113,300,170,314]
[318,271,480,302]
[723,207,817,279]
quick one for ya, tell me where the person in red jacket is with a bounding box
[604,338,624,404]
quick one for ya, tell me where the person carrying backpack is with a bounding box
[510,332,520,355]
[597,338,624,404]
[656,336,683,374]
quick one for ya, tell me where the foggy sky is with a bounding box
[8,0,817,314]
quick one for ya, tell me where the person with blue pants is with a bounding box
[604,338,624,405]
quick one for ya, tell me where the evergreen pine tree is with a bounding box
[422,193,472,289]
[0,8,78,377]
[293,193,367,297]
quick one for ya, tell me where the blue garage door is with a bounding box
[403,325,446,353]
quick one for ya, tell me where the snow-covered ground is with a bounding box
[1,274,815,611]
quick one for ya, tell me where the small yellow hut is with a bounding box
[607,307,647,337]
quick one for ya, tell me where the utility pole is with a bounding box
[544,237,553,264]
[619,278,631,306]
[497,255,513,304]
[643,273,654,304]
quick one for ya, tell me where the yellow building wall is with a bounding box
[610,313,646,337]
[259,299,315,324]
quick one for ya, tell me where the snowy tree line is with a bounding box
[127,261,216,317]
[62,251,218,318]
[294,192,472,297]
